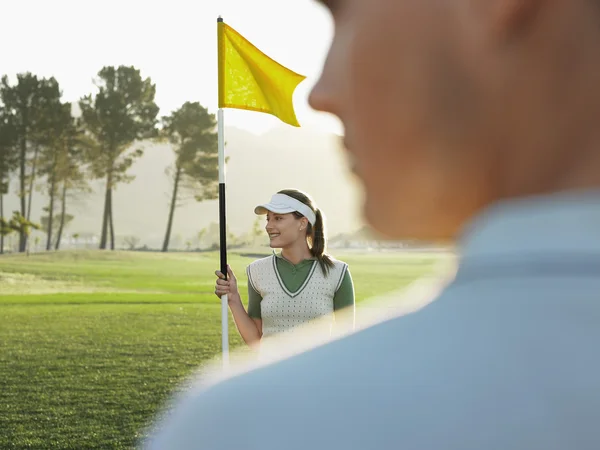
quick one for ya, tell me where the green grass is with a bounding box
[0,249,443,449]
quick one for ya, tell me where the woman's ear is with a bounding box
[299,217,309,231]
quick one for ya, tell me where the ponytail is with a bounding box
[277,188,335,276]
[309,208,334,276]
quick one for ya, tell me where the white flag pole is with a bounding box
[217,16,229,369]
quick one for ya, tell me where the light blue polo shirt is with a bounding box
[145,189,600,450]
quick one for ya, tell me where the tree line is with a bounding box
[0,66,219,254]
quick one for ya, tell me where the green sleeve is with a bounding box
[247,281,262,319]
[333,269,355,312]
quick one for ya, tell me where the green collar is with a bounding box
[273,251,316,265]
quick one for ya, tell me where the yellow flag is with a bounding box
[217,19,306,127]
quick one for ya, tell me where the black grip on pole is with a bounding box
[219,183,227,280]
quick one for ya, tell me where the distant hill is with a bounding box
[2,125,365,249]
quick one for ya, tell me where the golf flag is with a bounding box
[217,19,306,127]
[216,17,306,368]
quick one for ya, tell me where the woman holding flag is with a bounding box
[214,189,355,348]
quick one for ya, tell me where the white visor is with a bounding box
[254,193,317,226]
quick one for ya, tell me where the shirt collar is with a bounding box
[273,251,316,263]
[458,189,600,259]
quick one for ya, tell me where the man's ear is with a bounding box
[492,0,543,39]
[469,0,543,41]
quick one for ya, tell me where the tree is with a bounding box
[54,183,82,251]
[71,233,80,250]
[36,101,73,250]
[55,121,92,251]
[195,228,207,250]
[7,211,41,255]
[0,104,18,255]
[40,212,74,250]
[159,102,218,252]
[251,217,264,246]
[0,217,13,254]
[35,100,89,251]
[28,78,62,225]
[203,222,238,250]
[79,66,159,250]
[33,236,41,252]
[0,73,38,252]
[0,73,61,252]
[123,235,140,250]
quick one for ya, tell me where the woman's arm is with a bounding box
[215,266,262,348]
[333,269,356,334]
[228,294,263,348]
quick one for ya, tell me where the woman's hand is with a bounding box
[214,265,240,302]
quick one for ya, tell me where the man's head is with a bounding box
[310,0,600,241]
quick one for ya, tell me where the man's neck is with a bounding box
[458,187,600,259]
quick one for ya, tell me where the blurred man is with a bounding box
[145,1,600,448]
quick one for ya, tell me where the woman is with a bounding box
[215,189,355,348]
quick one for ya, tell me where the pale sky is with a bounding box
[2,0,340,135]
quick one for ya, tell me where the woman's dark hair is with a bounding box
[278,189,334,276]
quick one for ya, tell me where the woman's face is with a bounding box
[264,212,306,248]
